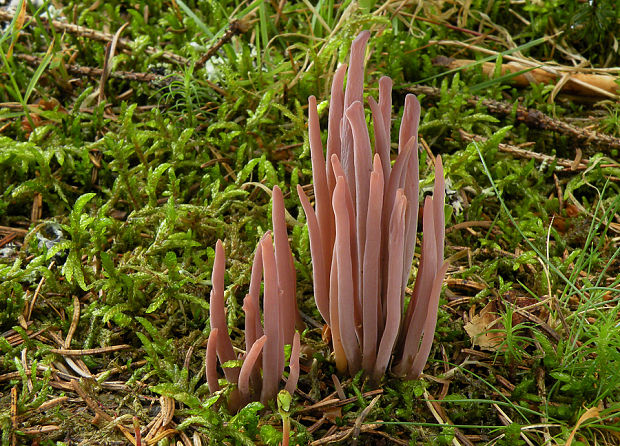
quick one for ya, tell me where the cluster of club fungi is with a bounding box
[205,31,447,411]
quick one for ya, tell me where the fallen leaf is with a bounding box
[464,300,505,351]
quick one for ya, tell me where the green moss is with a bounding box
[0,0,618,444]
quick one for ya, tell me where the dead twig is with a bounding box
[49,344,131,356]
[144,429,179,445]
[0,9,187,65]
[10,387,17,446]
[15,53,164,82]
[20,425,61,434]
[298,389,383,414]
[15,396,68,422]
[0,225,29,236]
[14,53,229,101]
[406,84,620,151]
[195,20,247,70]
[446,220,493,233]
[93,359,148,379]
[309,423,387,445]
[459,130,596,171]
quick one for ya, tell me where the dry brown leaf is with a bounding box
[323,405,342,423]
[464,300,505,351]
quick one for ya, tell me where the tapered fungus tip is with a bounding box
[404,93,420,108]
[353,30,371,45]
[344,100,364,119]
[372,152,381,168]
[285,331,301,395]
[261,232,273,247]
[215,239,224,256]
[379,76,392,88]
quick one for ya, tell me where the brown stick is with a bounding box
[20,425,61,434]
[10,387,17,446]
[0,225,29,236]
[406,84,620,150]
[0,9,187,65]
[0,232,17,248]
[310,423,389,446]
[459,130,588,169]
[15,53,228,99]
[298,389,383,413]
[15,53,164,82]
[49,344,130,356]
[457,129,618,173]
[195,20,247,69]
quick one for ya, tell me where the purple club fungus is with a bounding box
[205,186,301,408]
[298,31,448,382]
